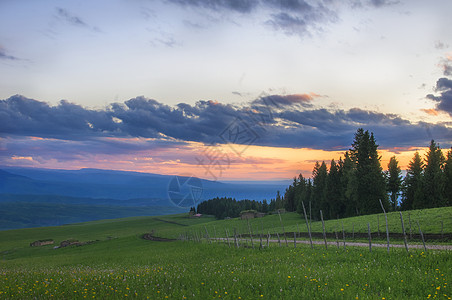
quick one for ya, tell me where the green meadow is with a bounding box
[0,207,451,299]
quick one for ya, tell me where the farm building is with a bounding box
[189,211,202,218]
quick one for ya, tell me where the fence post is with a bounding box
[367,223,372,253]
[342,222,346,250]
[320,210,328,250]
[294,232,297,248]
[417,221,427,252]
[302,201,313,249]
[247,219,254,249]
[379,199,390,254]
[377,215,380,238]
[408,212,412,239]
[399,211,409,253]
[335,228,340,249]
[278,211,288,247]
[441,220,444,239]
[276,232,281,247]
[234,228,239,248]
[204,226,211,244]
[225,228,230,247]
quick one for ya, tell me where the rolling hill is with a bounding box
[0,167,290,230]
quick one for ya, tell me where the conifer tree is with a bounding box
[342,151,358,217]
[327,159,343,218]
[386,156,402,211]
[402,152,424,210]
[350,128,388,215]
[312,161,328,219]
[444,148,452,207]
[423,140,446,208]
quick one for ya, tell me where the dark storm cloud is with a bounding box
[0,95,116,139]
[1,94,451,151]
[427,78,452,116]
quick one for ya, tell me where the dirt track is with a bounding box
[215,238,452,251]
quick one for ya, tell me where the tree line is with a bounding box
[195,195,285,219]
[195,128,451,220]
[284,128,452,220]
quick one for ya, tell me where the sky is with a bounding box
[0,0,452,181]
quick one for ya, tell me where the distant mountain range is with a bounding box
[0,167,290,230]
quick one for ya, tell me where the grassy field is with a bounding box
[0,207,451,299]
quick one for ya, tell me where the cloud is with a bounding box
[0,46,19,61]
[420,108,439,116]
[426,77,452,116]
[439,56,452,76]
[368,0,398,7]
[264,0,338,36]
[167,0,259,13]
[0,95,117,139]
[350,0,399,8]
[165,0,402,37]
[253,94,316,107]
[166,0,337,37]
[2,94,451,152]
[435,40,449,50]
[55,7,100,32]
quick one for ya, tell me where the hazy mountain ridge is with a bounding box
[0,167,288,201]
[0,167,289,230]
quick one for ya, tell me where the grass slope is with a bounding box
[0,202,185,230]
[0,207,451,299]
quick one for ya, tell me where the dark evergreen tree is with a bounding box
[262,199,269,213]
[326,159,343,218]
[402,152,424,210]
[275,190,284,209]
[284,177,298,212]
[311,161,328,219]
[444,148,452,207]
[386,156,402,211]
[341,151,358,217]
[350,128,388,215]
[295,177,311,215]
[423,140,446,208]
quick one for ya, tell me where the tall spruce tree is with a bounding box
[402,152,424,210]
[327,159,343,218]
[342,151,358,217]
[312,161,328,220]
[350,128,388,215]
[386,156,402,211]
[423,140,446,208]
[284,177,297,212]
[444,148,452,207]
